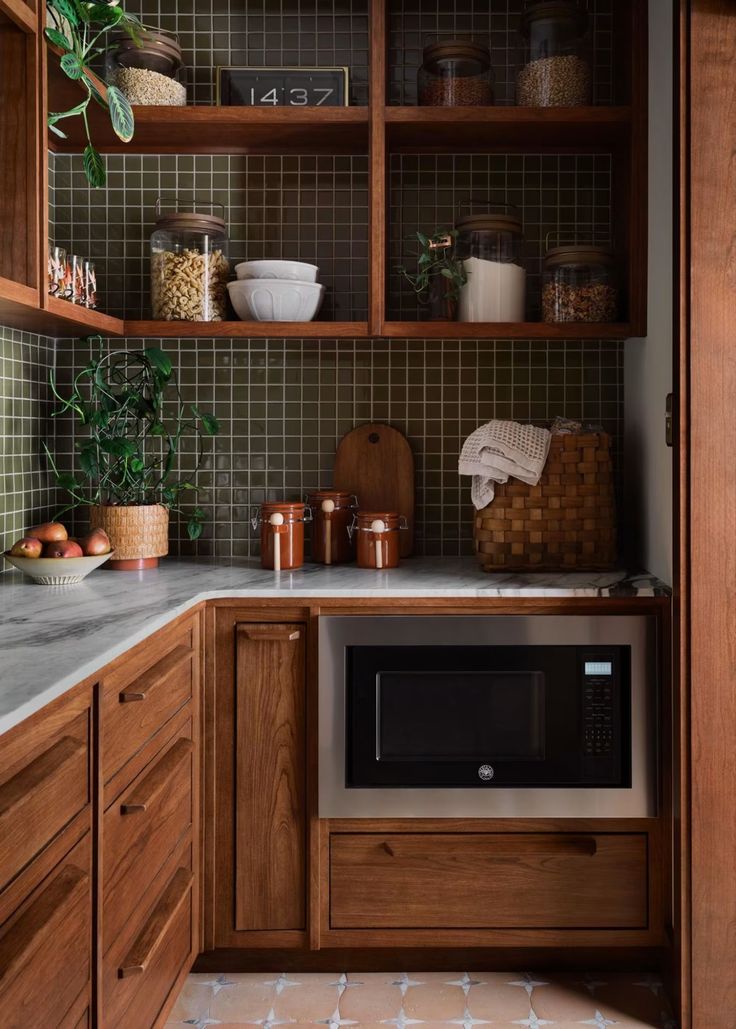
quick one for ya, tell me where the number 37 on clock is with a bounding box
[216,68,349,107]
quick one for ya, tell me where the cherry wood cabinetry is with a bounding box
[209,609,308,948]
[0,683,93,1029]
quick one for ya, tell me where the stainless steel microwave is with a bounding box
[318,615,657,818]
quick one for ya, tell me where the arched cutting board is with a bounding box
[333,422,415,557]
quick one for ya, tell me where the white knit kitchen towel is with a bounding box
[459,419,552,509]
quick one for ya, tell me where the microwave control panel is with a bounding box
[581,653,626,784]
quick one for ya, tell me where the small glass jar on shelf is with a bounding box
[418,39,494,106]
[542,244,619,323]
[150,199,230,322]
[106,26,187,107]
[516,1,592,107]
[455,205,526,322]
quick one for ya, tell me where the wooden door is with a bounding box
[211,612,307,947]
[679,3,736,1026]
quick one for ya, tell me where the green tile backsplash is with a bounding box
[52,335,623,559]
[0,327,59,562]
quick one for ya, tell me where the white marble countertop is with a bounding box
[0,556,669,736]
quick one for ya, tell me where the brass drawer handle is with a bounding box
[119,644,192,703]
[118,866,192,978]
[240,626,301,642]
[120,738,193,815]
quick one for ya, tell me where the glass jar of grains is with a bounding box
[455,207,526,322]
[107,27,187,106]
[418,40,494,106]
[150,200,229,322]
[542,245,618,323]
[517,1,591,107]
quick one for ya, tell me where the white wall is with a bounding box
[623,0,673,584]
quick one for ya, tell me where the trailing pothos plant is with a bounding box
[44,342,220,541]
[397,229,467,319]
[46,0,140,187]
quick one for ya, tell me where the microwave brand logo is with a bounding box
[478,764,495,782]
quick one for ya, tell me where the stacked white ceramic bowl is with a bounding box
[228,260,324,321]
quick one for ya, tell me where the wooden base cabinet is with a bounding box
[209,610,308,949]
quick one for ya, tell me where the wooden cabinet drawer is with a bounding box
[103,715,194,957]
[0,833,91,1029]
[103,842,193,1029]
[330,832,649,930]
[0,704,89,894]
[102,623,195,783]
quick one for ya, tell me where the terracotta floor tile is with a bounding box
[338,980,404,1019]
[528,978,602,1021]
[272,981,342,1020]
[208,980,277,1021]
[402,977,467,1020]
[167,979,214,1021]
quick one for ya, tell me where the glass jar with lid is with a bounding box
[516,1,591,107]
[418,40,494,106]
[542,245,618,322]
[455,206,526,322]
[150,199,229,322]
[107,26,187,106]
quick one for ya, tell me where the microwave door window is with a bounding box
[376,671,546,762]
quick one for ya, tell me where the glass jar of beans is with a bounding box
[150,200,230,322]
[542,245,619,323]
[517,1,591,107]
[107,27,187,106]
[418,40,494,106]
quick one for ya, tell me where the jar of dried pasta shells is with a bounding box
[150,200,229,321]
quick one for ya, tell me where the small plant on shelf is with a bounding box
[45,0,140,187]
[43,342,220,569]
[397,229,467,321]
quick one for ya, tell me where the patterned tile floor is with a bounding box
[166,971,677,1028]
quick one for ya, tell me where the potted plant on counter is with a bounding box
[44,343,219,570]
[397,229,467,320]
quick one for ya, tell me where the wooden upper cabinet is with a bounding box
[210,610,308,947]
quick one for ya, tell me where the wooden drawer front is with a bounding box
[102,631,194,782]
[103,720,194,956]
[0,833,91,1029]
[0,709,88,894]
[104,853,193,1029]
[330,833,649,930]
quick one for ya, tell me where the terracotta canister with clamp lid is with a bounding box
[252,502,311,571]
[351,511,408,569]
[308,490,358,565]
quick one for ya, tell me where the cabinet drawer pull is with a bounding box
[118,866,192,979]
[240,627,301,642]
[0,863,87,981]
[119,644,192,703]
[120,737,193,815]
[0,736,85,821]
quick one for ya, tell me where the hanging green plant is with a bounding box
[46,0,140,187]
[397,229,467,320]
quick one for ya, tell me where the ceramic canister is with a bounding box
[308,490,358,565]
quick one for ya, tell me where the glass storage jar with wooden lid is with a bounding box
[542,245,618,323]
[418,40,494,106]
[455,206,526,322]
[150,199,229,322]
[308,490,357,565]
[516,1,591,107]
[107,26,187,106]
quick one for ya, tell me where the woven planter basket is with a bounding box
[89,504,169,561]
[473,432,616,572]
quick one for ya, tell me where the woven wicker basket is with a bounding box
[89,504,169,561]
[473,432,616,572]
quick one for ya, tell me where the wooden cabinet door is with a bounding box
[211,613,307,947]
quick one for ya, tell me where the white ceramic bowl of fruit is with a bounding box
[3,522,114,584]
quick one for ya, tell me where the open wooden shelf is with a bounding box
[385,106,632,152]
[382,321,635,340]
[122,320,368,339]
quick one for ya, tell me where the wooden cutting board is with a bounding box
[333,422,415,557]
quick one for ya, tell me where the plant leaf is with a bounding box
[48,123,68,139]
[49,0,80,28]
[44,26,73,50]
[106,84,134,143]
[130,457,145,474]
[100,438,137,458]
[83,144,106,188]
[144,346,172,378]
[84,3,124,26]
[55,472,80,492]
[60,52,84,79]
[191,406,220,436]
[187,518,204,541]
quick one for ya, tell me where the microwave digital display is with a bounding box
[585,660,613,676]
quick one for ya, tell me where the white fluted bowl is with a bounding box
[228,279,325,322]
[3,550,113,585]
[234,260,319,283]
